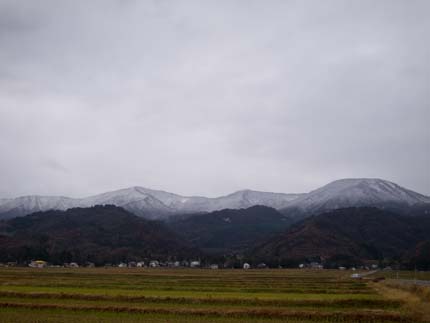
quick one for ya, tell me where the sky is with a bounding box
[0,0,429,198]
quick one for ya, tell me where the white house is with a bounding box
[149,260,159,268]
[243,263,251,270]
[29,260,47,268]
[190,261,200,268]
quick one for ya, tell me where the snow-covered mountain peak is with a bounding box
[284,178,430,214]
[311,178,428,203]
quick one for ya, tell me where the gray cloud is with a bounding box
[0,0,429,198]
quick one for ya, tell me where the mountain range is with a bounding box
[0,178,429,220]
[0,178,430,219]
[0,187,301,220]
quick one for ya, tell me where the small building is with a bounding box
[210,264,219,270]
[257,263,267,269]
[136,261,145,267]
[29,260,47,268]
[149,260,159,268]
[190,261,200,268]
[243,263,251,270]
[173,261,181,267]
[118,262,127,268]
[128,261,137,268]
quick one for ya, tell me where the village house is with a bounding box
[149,260,159,268]
[29,260,47,268]
[190,261,200,268]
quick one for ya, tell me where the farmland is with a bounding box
[0,267,427,322]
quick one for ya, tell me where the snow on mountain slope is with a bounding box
[76,187,302,216]
[0,187,302,219]
[201,190,303,212]
[281,178,430,216]
[0,196,77,219]
[1,179,428,220]
[78,187,179,218]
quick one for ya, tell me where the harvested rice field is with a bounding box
[0,268,427,322]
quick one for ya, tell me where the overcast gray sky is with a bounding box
[0,0,429,198]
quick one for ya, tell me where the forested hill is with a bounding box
[251,207,430,269]
[0,205,198,265]
[168,205,292,253]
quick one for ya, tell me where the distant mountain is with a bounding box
[251,207,430,269]
[0,205,198,265]
[0,187,302,220]
[280,178,430,219]
[198,190,303,211]
[168,205,292,254]
[0,178,428,220]
[0,196,77,220]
